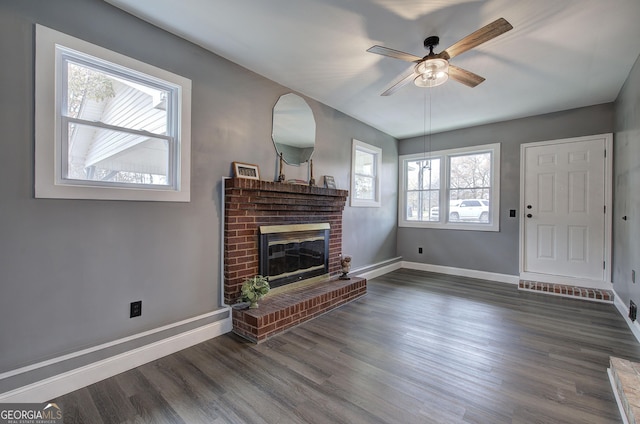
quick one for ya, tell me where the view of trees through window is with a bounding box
[67,62,115,119]
[449,152,491,201]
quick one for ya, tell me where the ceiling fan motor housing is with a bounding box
[423,36,440,52]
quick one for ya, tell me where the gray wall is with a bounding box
[0,0,397,375]
[613,54,640,308]
[397,103,614,276]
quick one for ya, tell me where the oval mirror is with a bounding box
[272,93,316,166]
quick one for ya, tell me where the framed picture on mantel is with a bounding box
[233,162,260,180]
[324,175,336,189]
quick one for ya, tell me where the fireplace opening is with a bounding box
[259,223,330,288]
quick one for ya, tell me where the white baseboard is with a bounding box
[613,290,640,344]
[0,313,232,403]
[353,257,402,280]
[401,261,520,285]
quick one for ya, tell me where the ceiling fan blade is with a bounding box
[448,65,485,87]
[367,45,423,63]
[381,71,418,96]
[443,18,513,60]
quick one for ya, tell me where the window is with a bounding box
[405,157,441,222]
[351,139,382,207]
[35,25,192,201]
[399,143,500,231]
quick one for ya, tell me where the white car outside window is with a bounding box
[449,199,490,222]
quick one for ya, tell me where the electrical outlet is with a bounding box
[418,247,423,254]
[509,209,516,217]
[630,300,637,322]
[130,300,142,318]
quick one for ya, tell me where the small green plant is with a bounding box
[240,275,270,308]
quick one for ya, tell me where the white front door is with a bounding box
[521,134,612,285]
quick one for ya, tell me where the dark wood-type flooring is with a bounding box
[54,269,640,423]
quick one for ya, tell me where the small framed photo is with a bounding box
[324,175,336,189]
[233,162,260,180]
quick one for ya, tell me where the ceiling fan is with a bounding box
[367,18,513,96]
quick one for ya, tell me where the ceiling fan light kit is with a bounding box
[368,17,513,95]
[414,58,449,87]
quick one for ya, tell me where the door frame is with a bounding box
[519,133,613,289]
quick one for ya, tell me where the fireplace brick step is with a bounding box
[232,277,366,343]
[609,356,640,424]
[519,280,613,302]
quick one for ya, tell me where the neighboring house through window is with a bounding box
[399,143,500,231]
[35,24,192,201]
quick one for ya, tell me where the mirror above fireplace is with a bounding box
[272,93,316,166]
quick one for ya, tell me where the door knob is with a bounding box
[526,213,533,218]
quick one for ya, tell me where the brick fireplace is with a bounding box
[224,178,366,342]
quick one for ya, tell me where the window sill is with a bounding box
[399,220,499,232]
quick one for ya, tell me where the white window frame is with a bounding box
[35,24,192,202]
[398,143,500,231]
[351,139,382,207]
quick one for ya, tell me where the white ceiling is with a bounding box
[105,0,640,139]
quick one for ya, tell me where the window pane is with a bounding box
[406,158,440,190]
[66,60,169,136]
[426,191,440,221]
[405,190,439,221]
[66,122,169,186]
[449,152,491,191]
[406,160,421,191]
[354,175,374,200]
[427,158,440,189]
[449,152,492,223]
[355,149,375,177]
[406,191,420,220]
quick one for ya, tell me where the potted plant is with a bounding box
[240,275,270,309]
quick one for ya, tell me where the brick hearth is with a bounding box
[232,277,366,342]
[519,280,613,302]
[224,178,366,341]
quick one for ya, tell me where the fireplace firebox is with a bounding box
[259,223,330,288]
